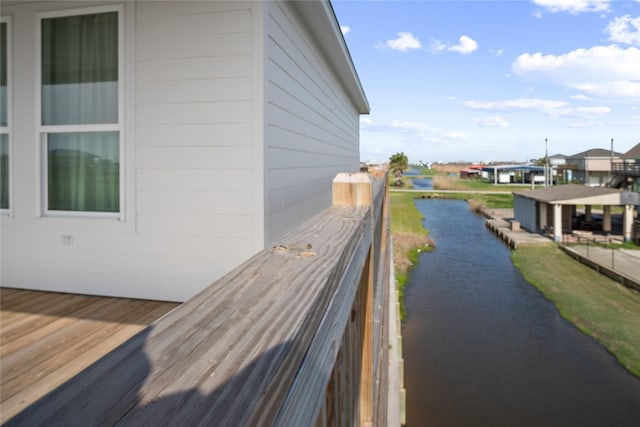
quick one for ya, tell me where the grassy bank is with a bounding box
[390,190,514,319]
[433,175,533,192]
[390,192,433,319]
[416,192,514,209]
[512,245,640,377]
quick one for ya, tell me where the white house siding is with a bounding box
[1,1,262,301]
[263,1,360,242]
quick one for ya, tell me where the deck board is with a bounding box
[0,288,178,423]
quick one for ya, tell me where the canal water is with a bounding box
[403,199,640,427]
[412,177,432,190]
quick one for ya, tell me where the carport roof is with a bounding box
[481,165,544,172]
[514,184,640,205]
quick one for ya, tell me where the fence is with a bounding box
[7,172,396,426]
[560,234,640,291]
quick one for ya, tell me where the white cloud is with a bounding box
[532,9,544,19]
[512,45,640,99]
[464,98,566,113]
[431,35,478,55]
[389,120,466,140]
[533,0,611,14]
[606,15,640,46]
[380,32,422,52]
[449,35,478,54]
[472,115,509,127]
[430,40,447,53]
[570,94,591,100]
[463,97,611,119]
[340,25,351,35]
[566,120,605,128]
[360,116,373,126]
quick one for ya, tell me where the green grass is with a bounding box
[433,176,534,192]
[390,192,428,234]
[413,192,514,209]
[512,245,640,377]
[390,192,432,320]
[418,167,439,176]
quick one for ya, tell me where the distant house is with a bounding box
[563,148,623,187]
[481,164,544,184]
[0,0,369,301]
[459,164,483,179]
[548,154,566,183]
[514,185,640,242]
[611,143,640,191]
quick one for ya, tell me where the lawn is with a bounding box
[512,245,640,377]
[433,175,534,192]
[390,192,433,319]
[412,191,514,209]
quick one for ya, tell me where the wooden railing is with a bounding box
[7,172,395,427]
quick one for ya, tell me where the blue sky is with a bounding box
[332,0,640,164]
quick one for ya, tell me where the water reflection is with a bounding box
[403,199,640,427]
[411,178,432,190]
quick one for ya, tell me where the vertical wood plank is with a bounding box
[332,173,373,207]
[359,251,374,426]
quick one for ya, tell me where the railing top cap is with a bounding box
[333,172,374,184]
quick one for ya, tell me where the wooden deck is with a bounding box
[0,288,178,423]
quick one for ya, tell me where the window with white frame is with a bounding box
[1,18,9,211]
[39,7,122,215]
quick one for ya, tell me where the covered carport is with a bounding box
[482,165,545,184]
[513,184,640,242]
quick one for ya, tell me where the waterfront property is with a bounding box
[481,164,545,184]
[611,142,640,191]
[0,0,369,301]
[513,185,640,242]
[404,198,640,426]
[562,148,624,187]
[3,173,398,426]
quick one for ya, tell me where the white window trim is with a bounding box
[36,4,124,220]
[1,16,11,215]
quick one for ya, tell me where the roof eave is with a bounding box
[290,0,370,114]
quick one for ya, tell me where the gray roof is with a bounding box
[482,165,543,172]
[513,184,623,203]
[623,143,640,160]
[568,148,623,158]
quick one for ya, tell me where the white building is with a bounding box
[0,0,369,301]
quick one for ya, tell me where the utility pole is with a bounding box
[610,138,614,183]
[544,138,549,188]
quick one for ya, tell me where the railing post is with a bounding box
[332,172,375,426]
[333,173,374,207]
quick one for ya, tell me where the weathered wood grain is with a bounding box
[5,172,392,426]
[0,289,177,422]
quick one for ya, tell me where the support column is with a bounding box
[623,205,634,242]
[585,205,592,222]
[553,203,563,242]
[603,205,612,234]
[539,202,548,233]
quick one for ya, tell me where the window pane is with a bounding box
[1,22,7,127]
[48,132,119,212]
[42,12,118,125]
[0,134,7,209]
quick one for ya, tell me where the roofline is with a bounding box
[290,0,370,114]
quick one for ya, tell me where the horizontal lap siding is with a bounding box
[264,2,360,242]
[0,1,260,301]
[133,1,258,300]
